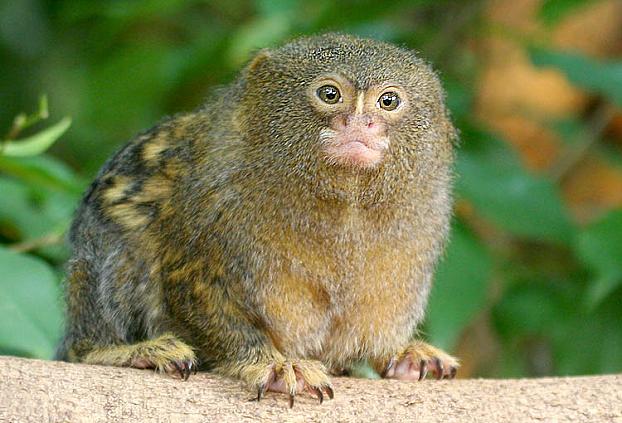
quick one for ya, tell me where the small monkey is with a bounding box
[57,33,459,406]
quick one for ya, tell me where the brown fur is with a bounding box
[57,33,458,402]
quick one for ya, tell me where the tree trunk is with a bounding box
[0,355,620,422]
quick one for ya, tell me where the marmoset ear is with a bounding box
[247,48,273,74]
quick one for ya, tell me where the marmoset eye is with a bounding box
[317,85,342,104]
[378,92,400,111]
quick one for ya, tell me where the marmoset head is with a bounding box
[239,33,455,176]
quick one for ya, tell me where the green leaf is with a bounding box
[0,246,63,358]
[456,128,575,244]
[227,13,292,66]
[494,283,564,338]
[529,48,622,106]
[552,291,622,375]
[1,117,71,157]
[493,277,622,376]
[256,0,302,17]
[444,78,474,121]
[0,176,73,262]
[0,154,84,194]
[586,273,621,309]
[0,177,48,241]
[538,0,597,26]
[576,210,622,308]
[426,221,492,350]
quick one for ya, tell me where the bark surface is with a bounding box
[0,356,621,422]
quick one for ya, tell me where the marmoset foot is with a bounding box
[240,359,334,407]
[381,340,459,381]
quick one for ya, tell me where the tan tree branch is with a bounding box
[0,355,620,422]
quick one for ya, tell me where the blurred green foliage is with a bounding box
[1,0,621,378]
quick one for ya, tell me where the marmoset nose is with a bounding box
[335,114,382,134]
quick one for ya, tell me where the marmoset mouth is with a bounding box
[346,139,369,148]
[319,128,388,169]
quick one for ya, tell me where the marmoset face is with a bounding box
[242,34,453,175]
[309,73,409,169]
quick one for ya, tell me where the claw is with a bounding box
[449,366,457,379]
[418,360,428,381]
[310,387,324,404]
[172,360,194,381]
[382,357,396,378]
[257,383,267,402]
[325,385,334,400]
[250,361,331,407]
[173,361,184,379]
[257,367,276,402]
[434,358,444,380]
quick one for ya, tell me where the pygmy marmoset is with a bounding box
[57,33,459,406]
